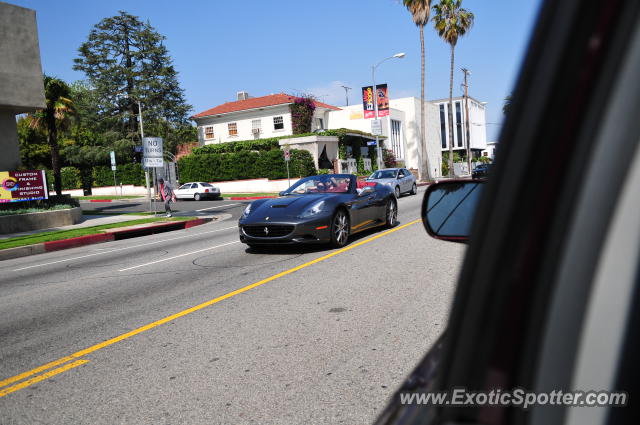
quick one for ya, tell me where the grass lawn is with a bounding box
[0,216,193,250]
[73,195,144,200]
[221,193,278,197]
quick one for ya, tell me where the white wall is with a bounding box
[431,97,487,152]
[195,106,338,144]
[326,97,442,177]
[196,105,293,144]
[390,97,442,177]
[469,99,488,150]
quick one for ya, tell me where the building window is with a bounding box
[316,118,324,130]
[439,104,447,149]
[251,119,261,138]
[391,119,403,159]
[204,126,214,140]
[228,122,238,136]
[455,102,463,147]
[273,116,284,130]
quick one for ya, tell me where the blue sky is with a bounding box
[11,0,541,141]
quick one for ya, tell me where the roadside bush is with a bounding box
[178,149,316,182]
[383,149,397,168]
[193,138,280,155]
[93,163,145,187]
[46,167,82,190]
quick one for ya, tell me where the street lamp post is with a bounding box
[372,52,405,170]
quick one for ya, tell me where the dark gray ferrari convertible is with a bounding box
[238,174,397,248]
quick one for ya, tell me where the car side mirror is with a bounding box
[421,180,484,243]
[359,186,374,196]
[278,191,286,196]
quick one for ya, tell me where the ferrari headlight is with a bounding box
[299,200,326,218]
[241,203,252,219]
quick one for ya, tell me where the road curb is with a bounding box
[0,217,213,261]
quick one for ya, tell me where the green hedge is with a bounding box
[92,164,146,187]
[44,164,146,190]
[193,138,280,155]
[178,149,316,182]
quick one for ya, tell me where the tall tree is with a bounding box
[403,0,432,182]
[73,11,192,151]
[503,94,512,115]
[432,0,474,176]
[17,116,51,169]
[26,76,76,195]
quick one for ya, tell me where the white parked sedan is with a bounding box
[174,182,221,201]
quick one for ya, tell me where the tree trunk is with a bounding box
[448,43,455,177]
[419,26,432,182]
[48,117,62,195]
[123,24,137,137]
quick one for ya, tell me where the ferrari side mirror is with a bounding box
[421,180,484,243]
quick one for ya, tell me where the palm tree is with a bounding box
[403,0,432,182]
[503,94,512,114]
[432,0,474,176]
[27,76,76,195]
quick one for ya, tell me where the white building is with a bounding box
[483,141,498,160]
[326,97,442,177]
[192,92,339,144]
[430,96,488,158]
[192,92,487,178]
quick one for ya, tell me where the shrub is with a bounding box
[178,149,316,182]
[290,97,316,134]
[383,149,397,168]
[193,138,280,155]
[92,163,146,187]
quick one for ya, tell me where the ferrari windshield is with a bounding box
[369,170,397,179]
[283,175,352,195]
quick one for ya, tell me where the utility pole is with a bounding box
[340,85,352,106]
[462,68,472,175]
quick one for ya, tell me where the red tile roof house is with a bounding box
[191,92,340,145]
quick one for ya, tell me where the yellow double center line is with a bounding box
[0,219,420,398]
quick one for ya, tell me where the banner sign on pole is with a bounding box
[0,170,48,203]
[284,150,290,162]
[375,84,389,117]
[362,84,389,119]
[110,151,117,171]
[362,86,375,119]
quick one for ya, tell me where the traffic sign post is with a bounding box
[110,151,118,195]
[143,137,164,215]
[371,119,382,136]
[284,150,291,187]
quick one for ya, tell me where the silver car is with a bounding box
[366,168,417,198]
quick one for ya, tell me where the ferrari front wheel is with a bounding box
[330,209,350,248]
[385,198,397,228]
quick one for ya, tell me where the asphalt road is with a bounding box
[0,189,465,424]
[80,198,249,220]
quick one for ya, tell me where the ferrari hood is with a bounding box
[248,195,338,220]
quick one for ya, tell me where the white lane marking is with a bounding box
[12,226,238,272]
[118,240,240,272]
[195,203,242,212]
